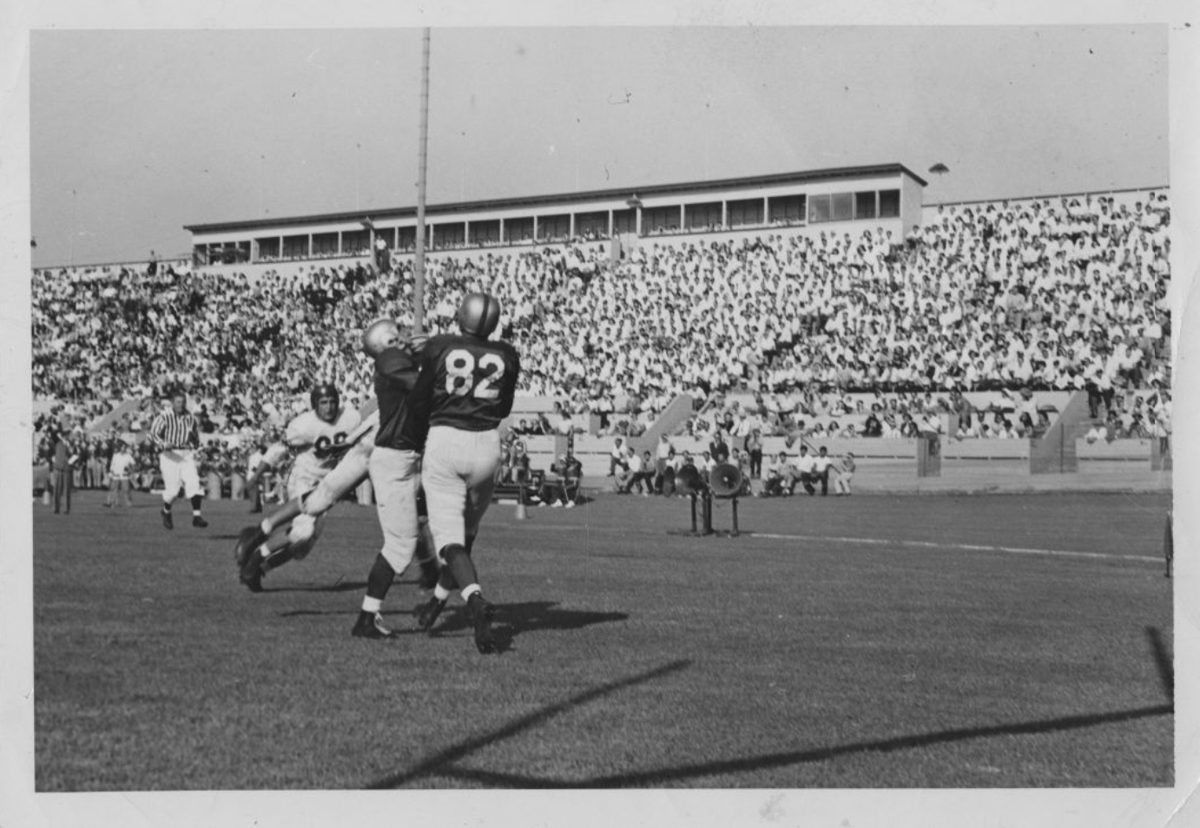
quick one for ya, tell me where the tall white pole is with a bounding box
[413,28,431,336]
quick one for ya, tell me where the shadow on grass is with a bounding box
[1146,625,1173,702]
[377,702,1173,789]
[426,601,629,653]
[365,659,692,789]
[367,628,1176,789]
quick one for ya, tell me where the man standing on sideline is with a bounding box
[412,292,520,655]
[351,319,431,639]
[150,389,208,529]
[104,439,136,508]
[50,427,78,514]
[608,436,626,477]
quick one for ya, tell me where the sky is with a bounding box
[25,23,1172,268]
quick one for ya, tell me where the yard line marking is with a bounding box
[750,533,1161,563]
[506,521,1161,563]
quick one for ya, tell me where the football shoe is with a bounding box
[467,593,498,655]
[414,596,447,632]
[351,611,393,639]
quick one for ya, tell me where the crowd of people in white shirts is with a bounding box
[31,188,1171,447]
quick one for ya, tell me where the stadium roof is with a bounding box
[183,163,927,234]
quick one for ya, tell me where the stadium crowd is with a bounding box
[31,189,1172,449]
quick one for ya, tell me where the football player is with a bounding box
[350,318,432,639]
[234,383,360,590]
[411,292,520,654]
[234,401,440,603]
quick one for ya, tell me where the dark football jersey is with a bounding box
[374,346,428,451]
[414,334,520,432]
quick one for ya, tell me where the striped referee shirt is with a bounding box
[150,409,200,451]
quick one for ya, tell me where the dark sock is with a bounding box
[441,544,478,592]
[190,494,203,512]
[365,554,396,602]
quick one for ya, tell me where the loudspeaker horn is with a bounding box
[674,465,705,497]
[709,463,743,498]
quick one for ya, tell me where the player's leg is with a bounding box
[418,428,496,651]
[260,512,326,578]
[158,455,181,529]
[180,457,207,527]
[458,431,502,652]
[354,447,421,638]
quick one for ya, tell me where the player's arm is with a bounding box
[247,442,289,486]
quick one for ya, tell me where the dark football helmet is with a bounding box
[456,292,501,339]
[310,383,340,423]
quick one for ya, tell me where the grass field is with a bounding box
[32,488,1173,790]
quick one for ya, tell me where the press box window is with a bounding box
[879,189,900,218]
[855,191,876,219]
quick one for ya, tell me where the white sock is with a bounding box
[362,597,382,614]
[259,518,272,534]
[460,584,481,601]
[433,584,452,601]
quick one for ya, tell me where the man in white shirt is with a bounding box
[615,446,645,495]
[810,446,835,496]
[789,444,819,496]
[609,436,627,477]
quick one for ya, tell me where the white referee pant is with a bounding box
[421,425,500,557]
[159,449,204,503]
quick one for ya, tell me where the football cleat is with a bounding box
[234,526,267,570]
[467,594,498,655]
[351,611,393,639]
[239,565,264,593]
[192,515,209,528]
[414,596,447,632]
[238,544,266,593]
[161,508,174,530]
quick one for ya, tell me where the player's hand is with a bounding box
[313,441,352,461]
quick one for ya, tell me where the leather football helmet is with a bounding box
[456,292,501,339]
[310,383,340,423]
[361,318,402,357]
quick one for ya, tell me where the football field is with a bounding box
[31,489,1173,790]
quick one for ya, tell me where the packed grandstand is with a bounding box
[31,187,1172,490]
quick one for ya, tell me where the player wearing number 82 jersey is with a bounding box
[412,292,520,653]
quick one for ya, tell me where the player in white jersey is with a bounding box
[234,382,440,596]
[234,383,359,591]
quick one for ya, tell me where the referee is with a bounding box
[150,389,208,530]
